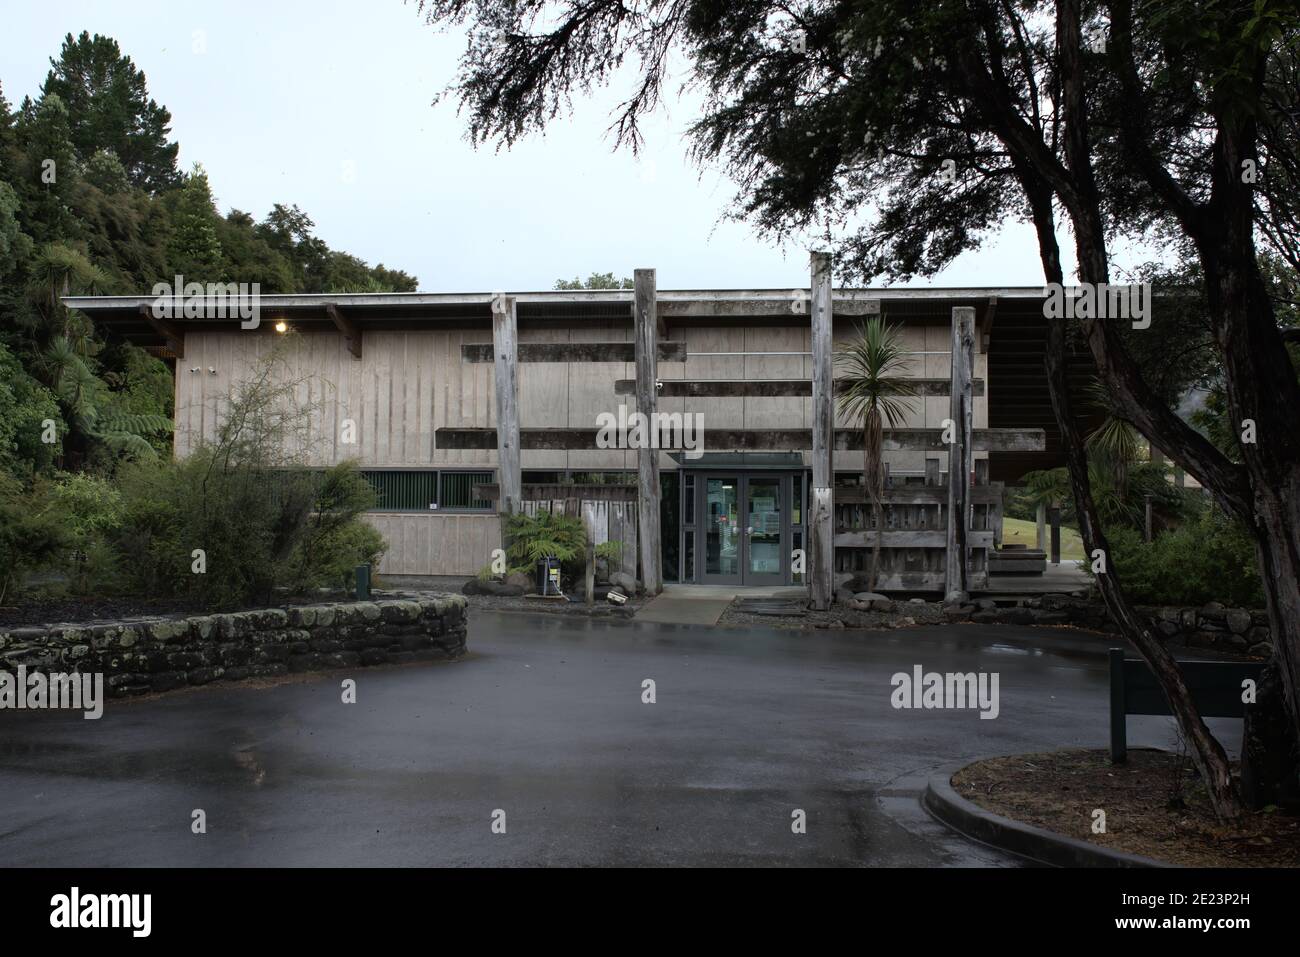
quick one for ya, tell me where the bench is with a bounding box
[1108,648,1265,763]
[988,544,1046,575]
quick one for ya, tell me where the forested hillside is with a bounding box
[0,31,417,480]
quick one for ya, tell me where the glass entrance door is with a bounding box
[697,474,789,585]
[743,476,785,585]
[702,476,742,583]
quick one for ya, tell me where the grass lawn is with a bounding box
[1000,516,1086,561]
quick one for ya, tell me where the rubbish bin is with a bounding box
[537,557,562,596]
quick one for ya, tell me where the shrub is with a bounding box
[103,345,387,609]
[1092,507,1264,607]
[0,475,71,603]
[44,471,125,593]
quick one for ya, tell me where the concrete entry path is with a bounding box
[635,584,806,626]
[0,611,1234,867]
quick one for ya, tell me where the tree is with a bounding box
[418,0,1300,821]
[166,163,223,280]
[834,317,918,591]
[11,93,80,245]
[40,32,179,193]
[554,272,633,290]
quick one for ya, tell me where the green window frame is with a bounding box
[361,470,439,511]
[360,469,495,512]
[438,470,494,511]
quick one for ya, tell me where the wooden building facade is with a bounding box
[69,262,1081,600]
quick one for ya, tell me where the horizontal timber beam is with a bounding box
[657,297,881,318]
[836,530,996,549]
[462,342,687,363]
[436,427,1046,452]
[613,378,984,398]
[835,485,1003,505]
[472,483,637,503]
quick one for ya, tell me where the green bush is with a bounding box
[105,453,384,609]
[97,347,387,609]
[1093,507,1264,607]
[45,471,125,593]
[0,475,71,603]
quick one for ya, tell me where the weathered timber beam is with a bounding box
[472,483,638,503]
[809,252,835,611]
[325,303,362,359]
[462,342,687,362]
[613,378,985,397]
[834,485,1003,505]
[434,427,1046,452]
[945,306,976,602]
[138,304,184,358]
[656,297,882,318]
[836,530,996,549]
[491,295,521,521]
[634,267,662,596]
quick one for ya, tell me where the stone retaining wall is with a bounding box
[0,594,468,697]
[955,594,1272,657]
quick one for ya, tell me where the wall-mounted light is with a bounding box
[274,320,289,334]
[208,367,218,375]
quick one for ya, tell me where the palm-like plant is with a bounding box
[834,318,918,592]
[1083,379,1142,501]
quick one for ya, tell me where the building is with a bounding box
[68,266,1095,600]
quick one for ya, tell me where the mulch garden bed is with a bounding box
[0,595,216,628]
[952,748,1300,867]
[462,592,645,619]
[718,598,949,631]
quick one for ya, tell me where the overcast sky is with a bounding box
[3,0,1136,292]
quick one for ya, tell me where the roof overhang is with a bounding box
[62,287,1050,350]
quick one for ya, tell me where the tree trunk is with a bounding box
[1019,166,1244,821]
[865,413,883,592]
[1241,662,1300,810]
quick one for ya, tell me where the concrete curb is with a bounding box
[923,762,1173,868]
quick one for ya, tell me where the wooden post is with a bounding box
[1049,506,1062,564]
[1108,648,1129,764]
[1144,494,1153,543]
[492,295,522,560]
[944,306,975,603]
[634,268,662,596]
[1036,501,1047,550]
[810,252,835,610]
[583,509,596,607]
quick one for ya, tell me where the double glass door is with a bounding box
[698,474,788,585]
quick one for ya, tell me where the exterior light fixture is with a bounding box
[274,320,288,334]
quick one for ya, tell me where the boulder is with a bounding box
[835,586,856,605]
[1226,609,1252,635]
[610,571,640,596]
[854,592,894,612]
[505,571,534,592]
